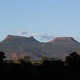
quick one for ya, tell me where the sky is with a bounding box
[0,0,80,42]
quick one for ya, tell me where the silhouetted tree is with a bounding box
[65,52,80,80]
[7,60,14,63]
[41,56,49,63]
[23,56,31,62]
[0,51,6,64]
[18,56,31,64]
[65,52,80,66]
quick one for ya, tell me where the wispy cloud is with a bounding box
[40,34,54,40]
[17,30,27,36]
[28,33,54,41]
[17,30,54,41]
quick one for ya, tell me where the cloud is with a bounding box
[18,30,27,35]
[17,30,54,41]
[29,33,54,41]
[39,34,54,41]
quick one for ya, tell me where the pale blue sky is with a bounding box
[0,0,80,42]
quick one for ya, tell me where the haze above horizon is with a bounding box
[0,0,80,42]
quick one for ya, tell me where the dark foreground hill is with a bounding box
[0,35,80,60]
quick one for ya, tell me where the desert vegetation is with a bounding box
[0,52,80,80]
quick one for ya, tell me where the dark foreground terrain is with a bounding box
[0,52,80,80]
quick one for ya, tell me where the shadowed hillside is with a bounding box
[0,35,80,60]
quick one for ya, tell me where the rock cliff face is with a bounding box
[0,35,80,60]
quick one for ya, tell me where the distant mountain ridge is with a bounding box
[48,37,79,44]
[0,35,80,60]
